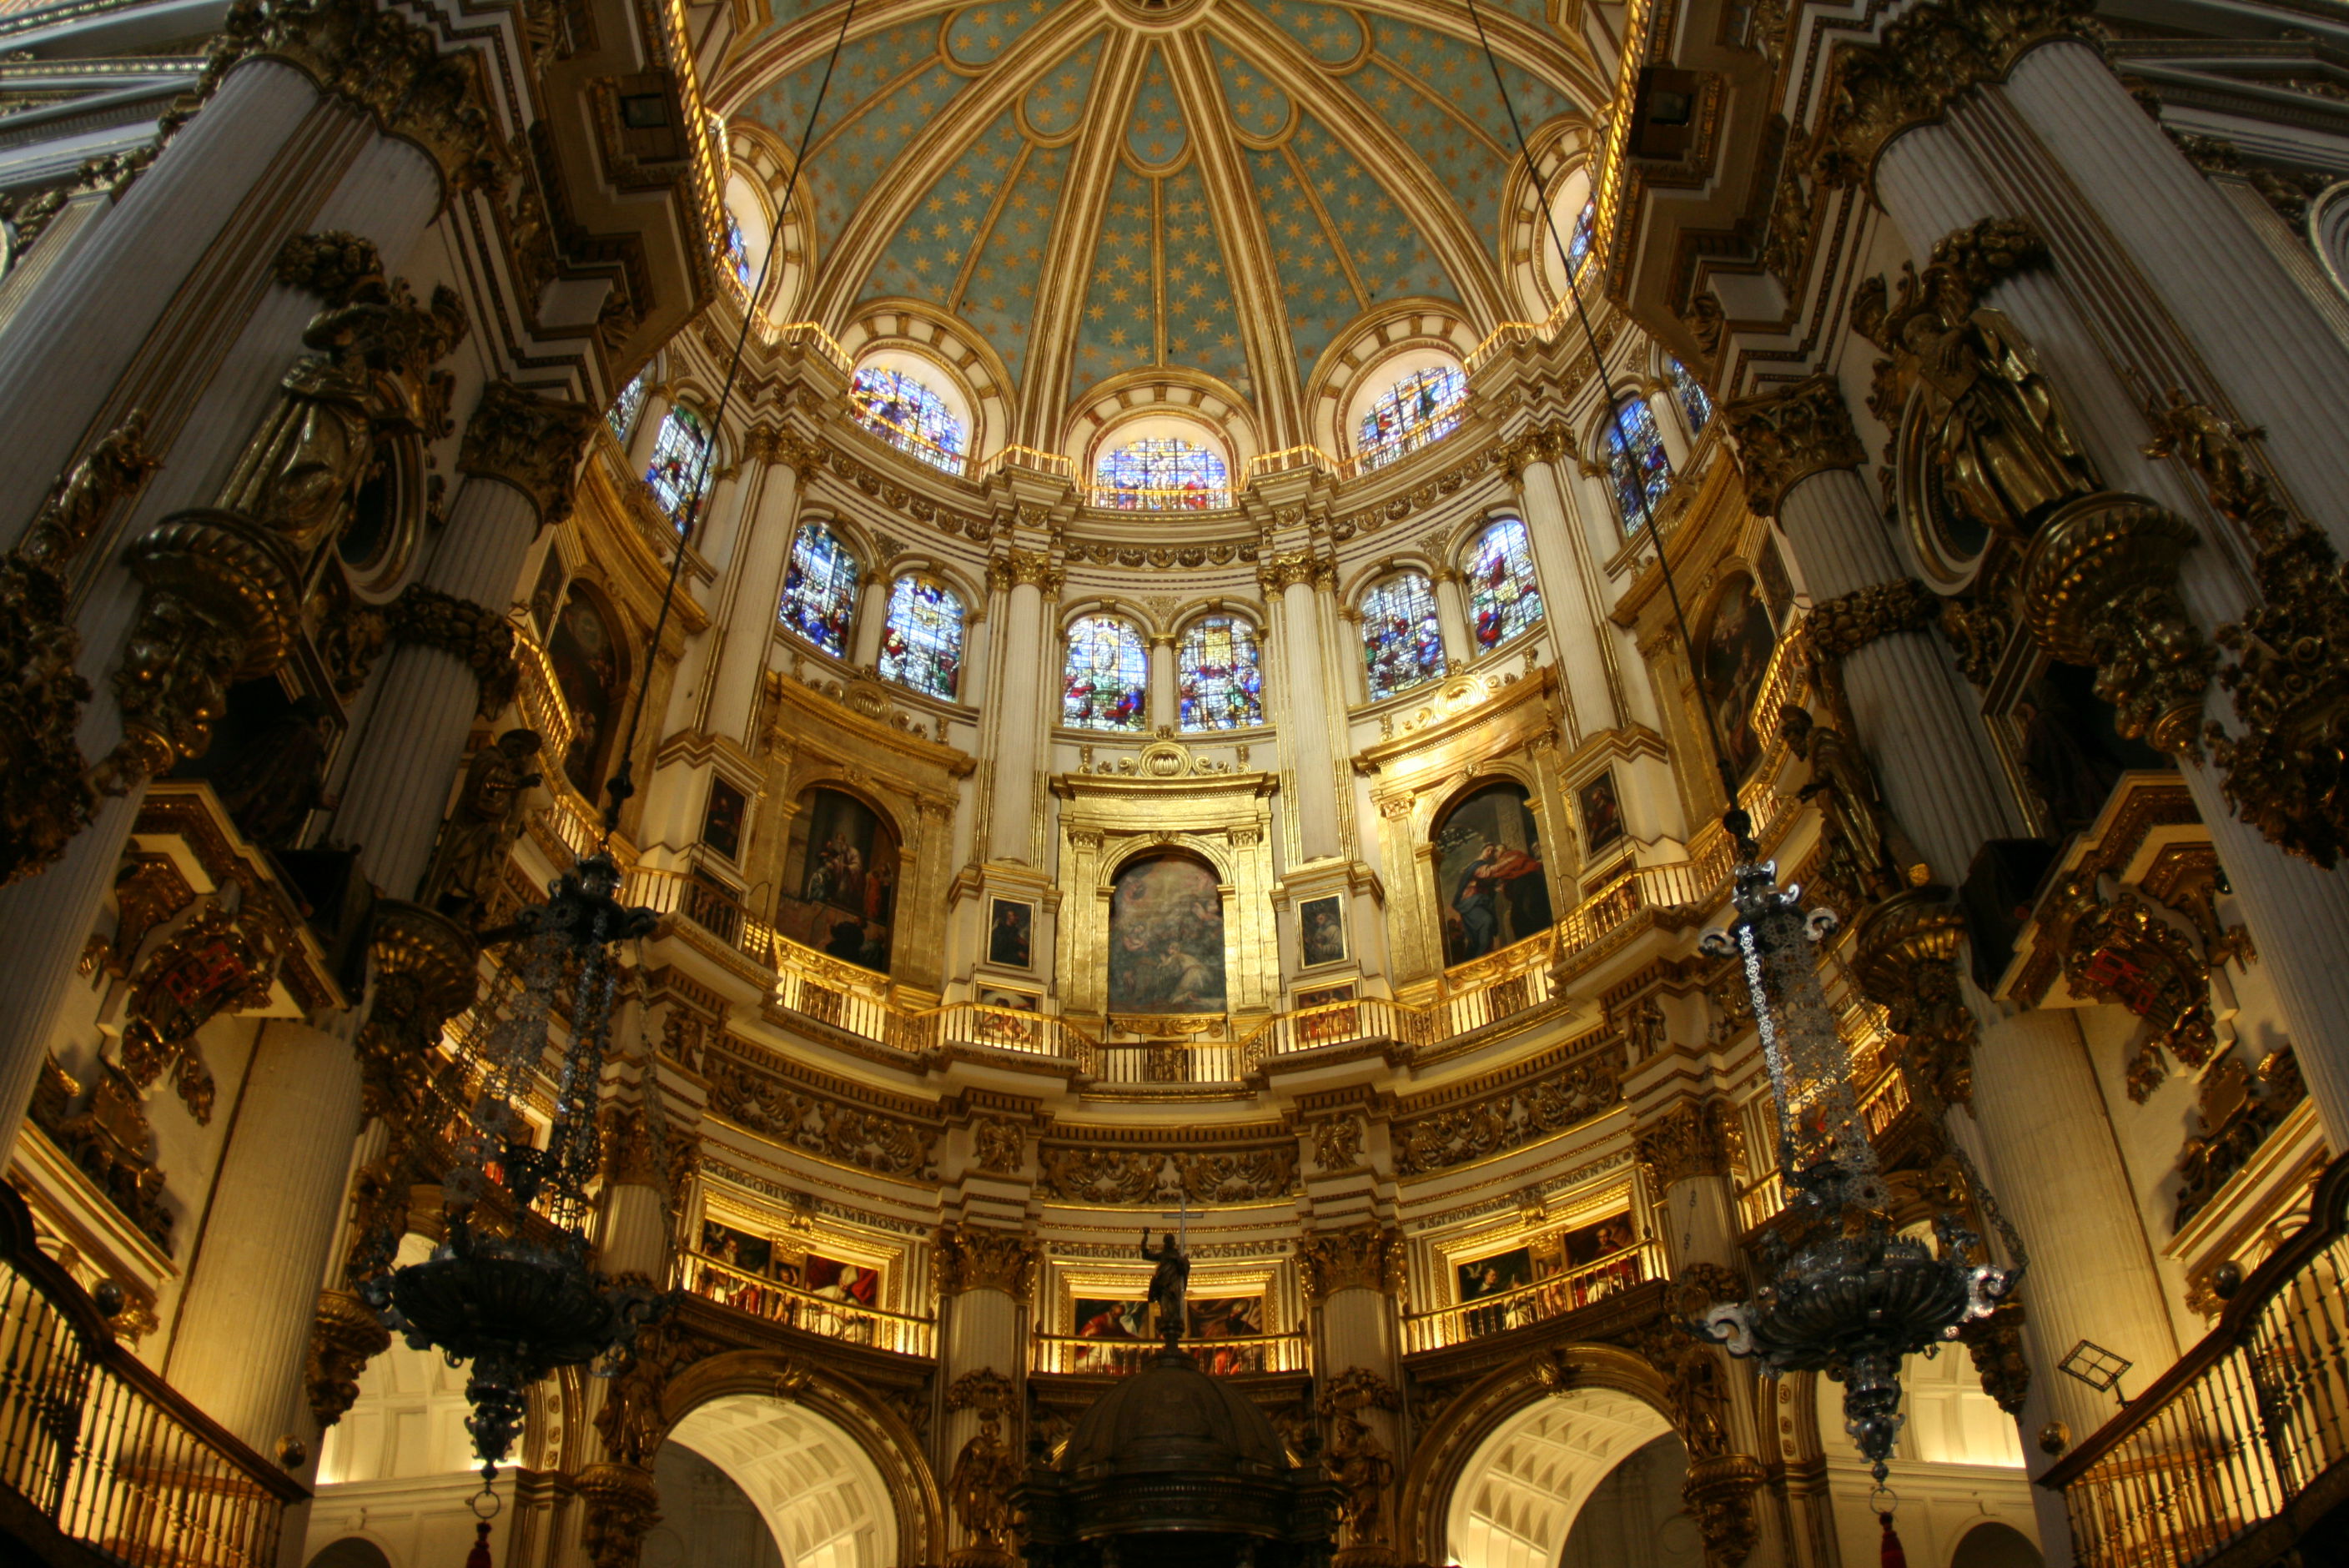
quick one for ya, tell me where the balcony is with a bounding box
[1401,1240,1662,1354]
[2043,1153,2349,1566]
[0,1186,304,1566]
[1032,1331,1309,1378]
[678,1250,935,1359]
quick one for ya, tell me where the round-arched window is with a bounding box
[879,575,965,701]
[780,521,859,658]
[1360,572,1447,700]
[1091,437,1231,510]
[1666,356,1713,435]
[1358,364,1467,470]
[606,370,648,444]
[1178,615,1263,731]
[849,365,968,475]
[1602,396,1673,535]
[1062,615,1148,731]
[1462,519,1543,652]
[643,405,712,531]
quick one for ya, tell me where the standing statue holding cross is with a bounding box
[1140,1228,1190,1344]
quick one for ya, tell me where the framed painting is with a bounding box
[1108,854,1226,1013]
[1072,1297,1149,1340]
[1434,782,1552,966]
[1188,1294,1267,1339]
[1299,895,1346,967]
[806,1254,881,1307]
[1577,771,1625,857]
[701,775,747,860]
[1456,1246,1535,1303]
[987,898,1034,968]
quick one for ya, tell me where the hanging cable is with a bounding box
[601,0,862,840]
[1461,0,1753,852]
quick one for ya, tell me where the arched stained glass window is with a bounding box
[1360,572,1447,700]
[643,405,712,532]
[1358,365,1467,471]
[606,371,647,444]
[1667,357,1714,435]
[848,366,966,475]
[780,522,859,658]
[1566,198,1597,281]
[1062,615,1148,731]
[1602,397,1673,535]
[1178,616,1263,731]
[1463,519,1543,652]
[879,576,965,700]
[722,211,753,289]
[1091,437,1230,510]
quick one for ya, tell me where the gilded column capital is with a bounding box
[577,1461,662,1568]
[205,0,516,197]
[1296,1221,1406,1304]
[752,425,826,477]
[306,1287,392,1428]
[935,1220,1039,1298]
[2018,493,2211,756]
[1633,1099,1740,1190]
[1492,420,1576,484]
[357,899,478,1127]
[987,548,1063,596]
[1255,548,1335,596]
[387,583,519,716]
[1718,374,1866,517]
[1812,0,2099,188]
[458,379,600,526]
[1849,888,1977,1109]
[1804,578,1939,661]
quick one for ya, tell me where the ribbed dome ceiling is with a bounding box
[712,0,1598,448]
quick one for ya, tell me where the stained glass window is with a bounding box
[1358,365,1467,471]
[879,576,964,700]
[848,366,967,475]
[1463,519,1544,652]
[1566,198,1597,281]
[1361,573,1448,700]
[722,210,752,289]
[1090,437,1231,510]
[1062,615,1148,731]
[1178,616,1263,731]
[606,371,647,445]
[779,521,858,658]
[643,405,712,532]
[1602,397,1673,535]
[1667,357,1714,435]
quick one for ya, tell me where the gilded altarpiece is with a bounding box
[1360,668,1570,990]
[749,671,973,997]
[1052,742,1280,1027]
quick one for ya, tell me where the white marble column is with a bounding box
[1514,455,1619,743]
[936,1230,1029,1493]
[984,561,1052,864]
[849,572,889,670]
[2000,43,2349,543]
[1272,567,1343,862]
[707,460,800,747]
[165,1018,367,1452]
[1430,569,1473,668]
[626,390,672,474]
[1148,633,1179,731]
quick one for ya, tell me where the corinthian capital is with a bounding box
[935,1220,1039,1297]
[1255,549,1333,595]
[1719,374,1867,517]
[458,379,601,525]
[987,548,1063,596]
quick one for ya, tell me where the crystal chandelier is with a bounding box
[360,852,670,1483]
[1691,848,2023,1482]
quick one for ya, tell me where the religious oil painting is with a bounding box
[1073,1297,1149,1340]
[549,587,622,797]
[987,897,1034,969]
[527,548,566,636]
[1701,573,1778,784]
[1108,854,1226,1013]
[774,787,900,973]
[700,775,747,860]
[1561,1211,1638,1266]
[701,1220,773,1276]
[1435,782,1552,967]
[1577,770,1625,857]
[1456,1246,1534,1303]
[1188,1295,1266,1339]
[806,1254,881,1307]
[1300,895,1347,967]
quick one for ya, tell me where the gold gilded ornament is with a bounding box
[2019,494,2211,756]
[1718,374,1866,517]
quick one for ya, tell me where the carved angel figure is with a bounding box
[1323,1410,1396,1545]
[420,728,542,925]
[1778,704,1926,900]
[948,1413,1020,1546]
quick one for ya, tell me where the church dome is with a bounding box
[1059,1344,1289,1480]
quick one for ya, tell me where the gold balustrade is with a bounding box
[0,1186,304,1565]
[1401,1241,1662,1354]
[2044,1154,2349,1567]
[1032,1332,1307,1377]
[679,1251,935,1358]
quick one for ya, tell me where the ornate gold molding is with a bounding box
[1255,548,1335,595]
[0,411,160,884]
[459,378,600,525]
[986,547,1064,596]
[1297,1222,1406,1304]
[2042,871,2218,1100]
[306,1287,393,1427]
[1490,421,1578,485]
[1957,1299,2032,1415]
[1813,0,2098,188]
[387,585,520,716]
[2019,493,2211,756]
[1804,578,1939,661]
[1634,1099,1740,1189]
[934,1221,1039,1298]
[357,899,478,1128]
[576,1460,662,1568]
[1851,890,1977,1110]
[1718,374,1865,517]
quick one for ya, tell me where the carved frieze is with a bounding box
[2173,1049,2306,1232]
[705,1054,938,1179]
[969,1116,1026,1175]
[1804,579,1939,661]
[1390,1048,1621,1176]
[120,901,286,1123]
[1034,1143,1296,1206]
[33,1057,174,1249]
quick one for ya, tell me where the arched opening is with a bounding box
[1350,356,1467,470]
[1433,781,1552,967]
[1696,572,1777,787]
[879,574,966,700]
[1952,1520,2045,1568]
[549,583,630,800]
[642,1436,784,1568]
[1445,1387,1676,1568]
[1062,613,1149,731]
[848,358,969,475]
[659,1395,898,1568]
[1664,356,1713,436]
[1108,851,1226,1014]
[304,1539,394,1568]
[1600,395,1672,535]
[1560,1433,1704,1568]
[1537,164,1596,300]
[774,785,902,972]
[1088,419,1233,510]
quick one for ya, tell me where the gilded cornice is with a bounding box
[458,379,601,526]
[1356,665,1557,780]
[1811,0,2100,188]
[1717,374,1865,518]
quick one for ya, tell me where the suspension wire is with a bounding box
[602,0,862,839]
[1461,0,1753,850]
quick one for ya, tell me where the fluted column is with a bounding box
[1430,570,1472,668]
[707,450,803,746]
[331,384,597,898]
[1509,446,1618,743]
[1720,377,2021,880]
[850,573,889,670]
[165,1018,367,1452]
[2000,43,2349,542]
[1264,551,1342,862]
[627,389,672,472]
[984,551,1056,864]
[1148,632,1179,730]
[935,1223,1034,1501]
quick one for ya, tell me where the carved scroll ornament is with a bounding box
[2043,872,2217,1100]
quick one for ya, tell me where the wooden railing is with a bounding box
[1400,1240,1662,1354]
[679,1252,935,1359]
[0,1185,304,1565]
[1032,1332,1308,1377]
[2043,1154,2349,1567]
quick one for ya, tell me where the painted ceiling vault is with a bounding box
[716,0,1599,449]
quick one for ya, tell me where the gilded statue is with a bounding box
[420,728,542,925]
[1323,1407,1396,1546]
[1140,1229,1190,1343]
[1778,704,1927,900]
[948,1409,1021,1553]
